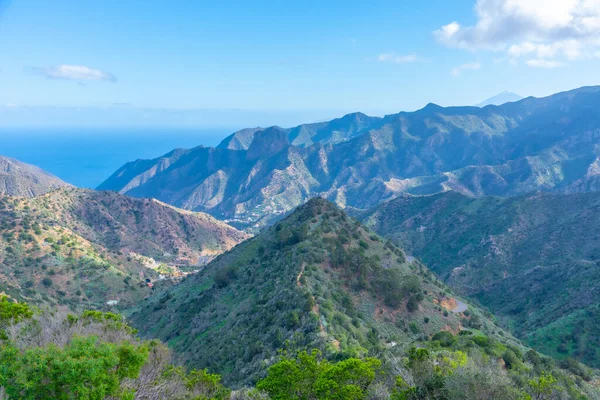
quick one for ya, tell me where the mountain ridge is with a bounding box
[0,155,72,197]
[129,198,521,387]
[98,85,600,230]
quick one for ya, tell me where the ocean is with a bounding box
[0,127,235,188]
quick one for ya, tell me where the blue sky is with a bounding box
[1,0,599,122]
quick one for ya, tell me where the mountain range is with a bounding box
[0,155,72,197]
[360,190,600,368]
[99,86,600,230]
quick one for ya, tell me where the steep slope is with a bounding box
[0,188,248,310]
[0,156,71,197]
[99,86,600,230]
[130,198,521,387]
[360,190,600,368]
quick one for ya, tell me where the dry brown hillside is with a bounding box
[0,188,249,311]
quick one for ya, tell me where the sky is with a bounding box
[1,0,600,127]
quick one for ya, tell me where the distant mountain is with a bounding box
[217,112,381,150]
[0,156,71,197]
[476,91,523,107]
[99,86,600,230]
[0,188,248,310]
[360,190,600,367]
[130,198,518,386]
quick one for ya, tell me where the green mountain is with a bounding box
[0,187,248,310]
[0,156,71,197]
[99,86,600,230]
[130,198,526,387]
[360,190,600,368]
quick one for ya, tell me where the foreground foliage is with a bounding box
[0,297,230,400]
[0,294,599,399]
[256,335,600,400]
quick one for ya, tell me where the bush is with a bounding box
[256,350,381,399]
[431,331,456,347]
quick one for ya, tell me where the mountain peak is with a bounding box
[246,126,290,159]
[477,91,523,107]
[131,198,513,387]
[420,102,443,112]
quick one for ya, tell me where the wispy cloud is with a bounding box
[451,62,481,76]
[31,65,116,83]
[434,0,600,67]
[525,59,564,68]
[377,53,418,64]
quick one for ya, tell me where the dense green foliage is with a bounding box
[256,350,381,399]
[362,190,600,368]
[0,298,232,399]
[254,333,600,400]
[0,336,148,399]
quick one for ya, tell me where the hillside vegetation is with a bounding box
[2,295,598,399]
[0,188,248,311]
[132,198,537,386]
[361,190,600,368]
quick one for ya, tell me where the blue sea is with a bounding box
[0,127,235,188]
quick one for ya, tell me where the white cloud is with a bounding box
[377,53,418,64]
[525,59,565,68]
[434,0,600,67]
[33,65,116,82]
[451,62,481,76]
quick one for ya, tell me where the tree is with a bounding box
[528,372,562,400]
[0,296,33,338]
[256,350,381,400]
[0,336,148,400]
[0,305,230,400]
